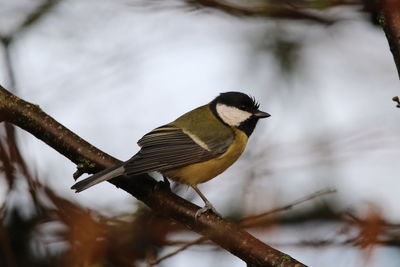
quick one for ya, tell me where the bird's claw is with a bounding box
[195,202,221,220]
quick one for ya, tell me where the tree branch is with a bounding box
[379,0,400,79]
[184,0,359,24]
[0,85,306,267]
[377,0,400,107]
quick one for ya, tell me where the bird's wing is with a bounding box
[123,124,232,175]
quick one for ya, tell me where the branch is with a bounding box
[0,85,306,267]
[185,0,358,24]
[151,237,207,265]
[393,96,400,108]
[0,0,62,42]
[379,0,400,79]
[240,188,337,228]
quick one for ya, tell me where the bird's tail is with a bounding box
[71,163,125,192]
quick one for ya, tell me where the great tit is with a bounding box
[71,92,270,215]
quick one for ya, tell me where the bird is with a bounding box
[71,92,270,216]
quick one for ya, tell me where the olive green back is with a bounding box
[171,104,234,154]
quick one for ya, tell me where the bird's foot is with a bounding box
[195,202,221,220]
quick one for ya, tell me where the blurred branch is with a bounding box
[393,96,400,108]
[185,0,361,24]
[267,236,400,248]
[0,85,306,267]
[240,188,337,228]
[0,222,17,267]
[274,209,400,249]
[17,0,61,32]
[285,0,361,9]
[0,0,61,99]
[378,0,400,80]
[1,0,61,42]
[151,236,207,265]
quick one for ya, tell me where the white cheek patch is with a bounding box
[216,103,252,126]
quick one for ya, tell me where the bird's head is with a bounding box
[211,92,270,137]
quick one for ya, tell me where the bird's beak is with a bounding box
[253,110,271,118]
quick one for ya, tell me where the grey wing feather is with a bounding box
[123,125,225,175]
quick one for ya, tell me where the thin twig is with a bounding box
[186,0,337,24]
[150,237,207,265]
[267,236,400,248]
[240,188,337,227]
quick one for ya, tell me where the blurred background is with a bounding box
[1,0,400,266]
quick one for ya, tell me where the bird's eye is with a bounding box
[239,105,246,110]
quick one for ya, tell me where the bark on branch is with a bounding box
[377,0,400,106]
[0,85,306,267]
[379,0,400,79]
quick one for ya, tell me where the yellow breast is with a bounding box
[164,128,248,185]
